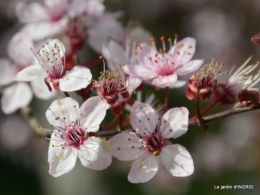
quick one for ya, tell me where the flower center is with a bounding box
[145,132,164,155]
[64,125,87,148]
[94,67,129,105]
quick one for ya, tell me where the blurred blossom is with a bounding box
[188,8,242,64]
[0,114,31,151]
[193,133,238,173]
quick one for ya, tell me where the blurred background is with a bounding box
[1,0,260,194]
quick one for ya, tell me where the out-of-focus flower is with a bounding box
[109,102,194,183]
[102,22,151,94]
[124,36,203,89]
[0,32,55,114]
[186,59,223,101]
[16,0,105,40]
[15,39,92,92]
[87,12,124,53]
[214,57,260,105]
[45,96,111,177]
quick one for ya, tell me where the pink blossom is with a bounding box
[16,0,105,40]
[0,32,55,114]
[109,102,194,183]
[15,39,92,92]
[45,96,111,177]
[124,36,204,88]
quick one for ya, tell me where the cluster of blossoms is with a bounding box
[1,0,260,184]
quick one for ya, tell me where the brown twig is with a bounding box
[97,104,260,137]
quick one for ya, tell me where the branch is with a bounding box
[189,104,260,126]
[97,104,260,137]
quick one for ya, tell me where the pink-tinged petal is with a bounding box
[1,83,32,114]
[15,65,46,81]
[128,153,158,183]
[30,79,56,100]
[7,32,34,65]
[176,60,204,76]
[102,40,127,66]
[109,132,146,161]
[136,43,156,66]
[88,13,124,53]
[0,59,16,86]
[78,137,112,170]
[21,18,68,41]
[169,80,186,88]
[46,97,79,128]
[151,74,178,88]
[59,66,92,92]
[172,37,196,67]
[130,102,158,135]
[80,96,109,132]
[160,144,194,177]
[123,65,157,80]
[15,2,48,23]
[48,131,77,177]
[160,107,189,139]
[126,76,142,95]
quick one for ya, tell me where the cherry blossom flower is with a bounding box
[44,96,111,177]
[186,59,224,101]
[93,65,130,106]
[15,39,92,92]
[214,57,260,105]
[16,0,105,40]
[87,12,124,53]
[124,36,203,88]
[109,102,194,183]
[0,32,55,114]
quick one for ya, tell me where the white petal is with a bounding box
[126,76,142,95]
[7,32,34,65]
[15,2,48,23]
[78,137,112,170]
[46,97,79,128]
[48,131,77,177]
[1,83,32,114]
[109,132,146,161]
[160,144,194,177]
[102,40,127,66]
[15,65,46,81]
[151,74,178,88]
[80,96,109,132]
[30,79,57,100]
[130,102,158,136]
[160,107,189,139]
[41,39,66,58]
[0,59,16,86]
[176,60,204,75]
[128,153,158,183]
[169,80,186,88]
[59,66,92,92]
[21,18,68,41]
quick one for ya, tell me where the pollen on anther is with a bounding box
[141,161,145,166]
[127,165,131,169]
